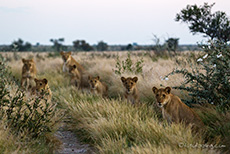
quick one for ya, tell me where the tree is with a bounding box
[176,3,230,42]
[73,40,93,51]
[96,41,108,51]
[10,38,32,51]
[126,44,133,50]
[50,38,65,52]
[165,38,179,53]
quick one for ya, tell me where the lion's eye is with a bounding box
[40,83,42,86]
[131,82,133,85]
[163,94,166,98]
[156,94,159,97]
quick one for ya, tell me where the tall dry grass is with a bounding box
[2,51,228,153]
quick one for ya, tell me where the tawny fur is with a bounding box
[21,58,37,90]
[88,76,108,97]
[152,86,204,130]
[68,64,81,89]
[121,77,139,104]
[32,78,52,101]
[60,51,85,74]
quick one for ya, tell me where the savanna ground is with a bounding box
[1,50,229,154]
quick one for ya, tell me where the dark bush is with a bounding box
[167,41,230,111]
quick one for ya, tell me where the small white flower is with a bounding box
[213,64,216,68]
[160,76,163,81]
[164,77,169,81]
[211,102,214,105]
[197,58,203,62]
[203,54,208,59]
[216,54,222,58]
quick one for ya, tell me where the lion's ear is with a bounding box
[96,76,100,80]
[34,78,38,82]
[165,87,171,94]
[121,77,126,83]
[152,87,158,94]
[60,51,64,55]
[68,51,72,55]
[43,78,48,85]
[132,77,138,83]
[88,75,92,80]
[22,58,26,63]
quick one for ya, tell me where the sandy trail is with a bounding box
[55,123,93,154]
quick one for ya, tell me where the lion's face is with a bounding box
[22,58,34,74]
[88,76,100,89]
[34,78,48,92]
[152,87,171,108]
[60,51,71,62]
[121,77,138,94]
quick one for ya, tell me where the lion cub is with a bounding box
[121,77,139,104]
[60,51,85,74]
[21,58,37,90]
[88,76,108,97]
[69,64,81,89]
[152,86,204,129]
[32,78,52,101]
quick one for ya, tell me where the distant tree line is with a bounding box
[0,37,201,52]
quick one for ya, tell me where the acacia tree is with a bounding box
[10,38,32,51]
[96,41,108,51]
[73,40,93,51]
[175,3,230,42]
[165,38,179,53]
[50,38,65,52]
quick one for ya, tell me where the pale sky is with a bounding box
[0,0,229,45]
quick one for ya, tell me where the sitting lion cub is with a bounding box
[21,58,37,90]
[60,51,85,74]
[88,76,108,97]
[32,78,52,101]
[121,77,139,104]
[152,86,204,129]
[69,64,81,89]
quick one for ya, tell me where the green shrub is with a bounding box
[113,52,144,75]
[0,55,58,138]
[167,41,230,111]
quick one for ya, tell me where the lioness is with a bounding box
[60,51,85,74]
[32,78,52,101]
[69,64,81,89]
[121,76,139,104]
[88,76,108,97]
[21,58,37,90]
[152,86,204,130]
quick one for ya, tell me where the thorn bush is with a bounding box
[167,41,230,111]
[0,55,58,138]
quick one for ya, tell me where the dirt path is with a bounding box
[55,123,93,154]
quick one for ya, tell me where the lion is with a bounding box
[60,51,85,74]
[121,76,139,104]
[152,86,204,130]
[21,58,37,90]
[88,76,108,97]
[32,78,52,101]
[68,64,81,89]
